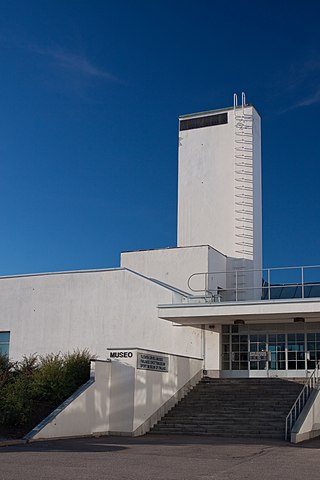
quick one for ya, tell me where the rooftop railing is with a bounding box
[187,265,320,303]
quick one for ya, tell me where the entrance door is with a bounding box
[287,333,307,376]
[267,333,286,374]
[248,334,268,377]
[221,326,312,378]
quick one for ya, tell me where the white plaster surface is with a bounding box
[121,245,226,294]
[0,268,202,361]
[32,360,112,439]
[291,389,320,443]
[177,106,261,265]
[158,299,320,325]
[32,351,203,440]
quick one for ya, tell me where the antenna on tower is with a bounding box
[233,93,238,112]
[242,92,246,114]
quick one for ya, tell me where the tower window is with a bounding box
[180,112,228,131]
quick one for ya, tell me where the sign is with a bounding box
[137,352,168,372]
[109,351,133,358]
[250,351,267,362]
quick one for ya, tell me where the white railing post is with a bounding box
[301,266,305,299]
[235,271,238,302]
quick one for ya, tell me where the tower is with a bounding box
[177,94,262,286]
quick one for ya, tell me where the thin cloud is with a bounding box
[279,56,320,113]
[31,45,118,82]
[292,88,320,108]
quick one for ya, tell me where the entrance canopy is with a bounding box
[158,298,320,326]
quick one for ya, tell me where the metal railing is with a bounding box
[187,265,320,303]
[285,362,320,441]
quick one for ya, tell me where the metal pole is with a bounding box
[235,271,238,302]
[234,93,238,112]
[268,269,271,300]
[301,267,304,299]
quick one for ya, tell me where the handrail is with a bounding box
[187,265,320,302]
[285,362,320,441]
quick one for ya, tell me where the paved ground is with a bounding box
[1,434,320,480]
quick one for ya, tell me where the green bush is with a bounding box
[31,353,65,404]
[0,375,33,425]
[63,349,91,397]
[0,352,15,388]
[0,349,91,427]
[17,354,39,378]
[32,350,91,404]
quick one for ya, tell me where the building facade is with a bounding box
[1,95,320,382]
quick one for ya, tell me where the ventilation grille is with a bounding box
[179,112,228,131]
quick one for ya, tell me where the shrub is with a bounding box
[31,353,66,404]
[0,375,33,425]
[63,349,91,398]
[31,349,91,404]
[16,354,39,378]
[0,352,15,388]
[0,349,92,428]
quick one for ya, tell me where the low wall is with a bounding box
[27,360,112,440]
[27,349,203,440]
[291,387,320,443]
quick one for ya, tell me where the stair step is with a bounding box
[149,377,303,439]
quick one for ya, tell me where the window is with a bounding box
[0,332,10,356]
[179,112,228,131]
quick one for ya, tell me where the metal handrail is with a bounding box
[187,265,320,302]
[285,362,320,441]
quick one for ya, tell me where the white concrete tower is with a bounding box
[177,95,262,288]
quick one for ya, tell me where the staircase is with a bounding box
[150,377,303,439]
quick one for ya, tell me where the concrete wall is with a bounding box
[0,268,203,361]
[110,349,203,435]
[30,351,203,440]
[252,108,262,277]
[207,246,227,295]
[28,360,112,440]
[121,245,226,296]
[291,388,320,443]
[122,246,218,294]
[178,109,234,256]
[177,106,262,275]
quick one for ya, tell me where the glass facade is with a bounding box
[222,325,320,373]
[0,332,10,356]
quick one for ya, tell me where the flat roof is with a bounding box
[179,103,260,119]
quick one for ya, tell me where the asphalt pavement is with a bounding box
[1,434,320,480]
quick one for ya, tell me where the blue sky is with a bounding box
[0,0,320,275]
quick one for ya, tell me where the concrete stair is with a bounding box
[150,377,304,439]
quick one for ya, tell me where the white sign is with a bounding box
[137,352,168,372]
[250,351,267,361]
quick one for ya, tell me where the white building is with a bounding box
[2,95,320,441]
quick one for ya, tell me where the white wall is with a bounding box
[31,360,112,440]
[252,108,263,292]
[291,389,320,443]
[31,352,203,440]
[207,246,227,295]
[177,106,262,272]
[0,268,203,361]
[203,327,221,374]
[121,245,226,295]
[178,107,235,256]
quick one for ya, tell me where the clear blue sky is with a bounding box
[0,0,319,275]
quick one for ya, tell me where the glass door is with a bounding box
[268,334,286,372]
[249,334,267,375]
[287,333,306,375]
[221,326,316,378]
